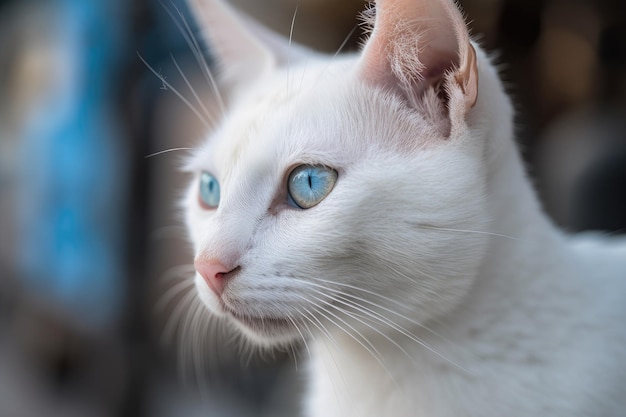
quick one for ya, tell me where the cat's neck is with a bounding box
[306,134,576,417]
[454,115,574,331]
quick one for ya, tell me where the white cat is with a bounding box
[182,0,626,415]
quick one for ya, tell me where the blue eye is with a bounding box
[199,171,220,209]
[288,165,338,209]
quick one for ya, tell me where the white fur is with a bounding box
[184,0,626,415]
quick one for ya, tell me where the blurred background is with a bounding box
[0,0,624,416]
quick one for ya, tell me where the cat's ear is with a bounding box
[359,0,478,133]
[187,0,309,90]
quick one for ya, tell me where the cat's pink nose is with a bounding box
[194,258,237,296]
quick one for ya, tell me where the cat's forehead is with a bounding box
[194,62,351,165]
[189,57,439,177]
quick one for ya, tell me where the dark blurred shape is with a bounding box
[498,0,544,50]
[0,0,133,416]
[573,147,626,232]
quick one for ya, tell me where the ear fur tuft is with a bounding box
[358,0,479,135]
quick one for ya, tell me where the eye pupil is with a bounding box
[288,165,337,209]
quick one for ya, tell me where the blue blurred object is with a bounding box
[17,0,129,328]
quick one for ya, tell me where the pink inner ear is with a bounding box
[359,0,478,116]
[456,39,478,110]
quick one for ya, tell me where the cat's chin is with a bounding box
[225,308,301,346]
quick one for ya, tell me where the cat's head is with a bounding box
[184,0,512,347]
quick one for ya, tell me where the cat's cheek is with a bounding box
[193,274,224,315]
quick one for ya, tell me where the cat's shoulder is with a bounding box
[568,231,626,267]
[566,232,626,321]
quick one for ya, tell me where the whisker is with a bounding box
[298,307,356,407]
[294,316,315,363]
[202,314,222,386]
[286,313,310,361]
[242,337,258,369]
[145,147,194,159]
[307,291,412,358]
[315,287,466,372]
[155,277,194,313]
[292,277,469,371]
[298,304,338,347]
[170,53,218,125]
[207,315,228,376]
[179,295,204,383]
[296,59,309,101]
[286,2,300,96]
[298,294,381,359]
[294,293,398,386]
[175,293,194,382]
[413,223,524,242]
[162,289,197,345]
[137,52,212,130]
[191,300,209,382]
[308,286,421,343]
[280,309,308,370]
[182,296,199,384]
[154,265,195,317]
[301,277,444,339]
[331,24,358,61]
[312,24,358,88]
[288,3,299,51]
[288,341,299,371]
[161,0,226,114]
[155,264,196,285]
[316,292,417,364]
[172,2,226,111]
